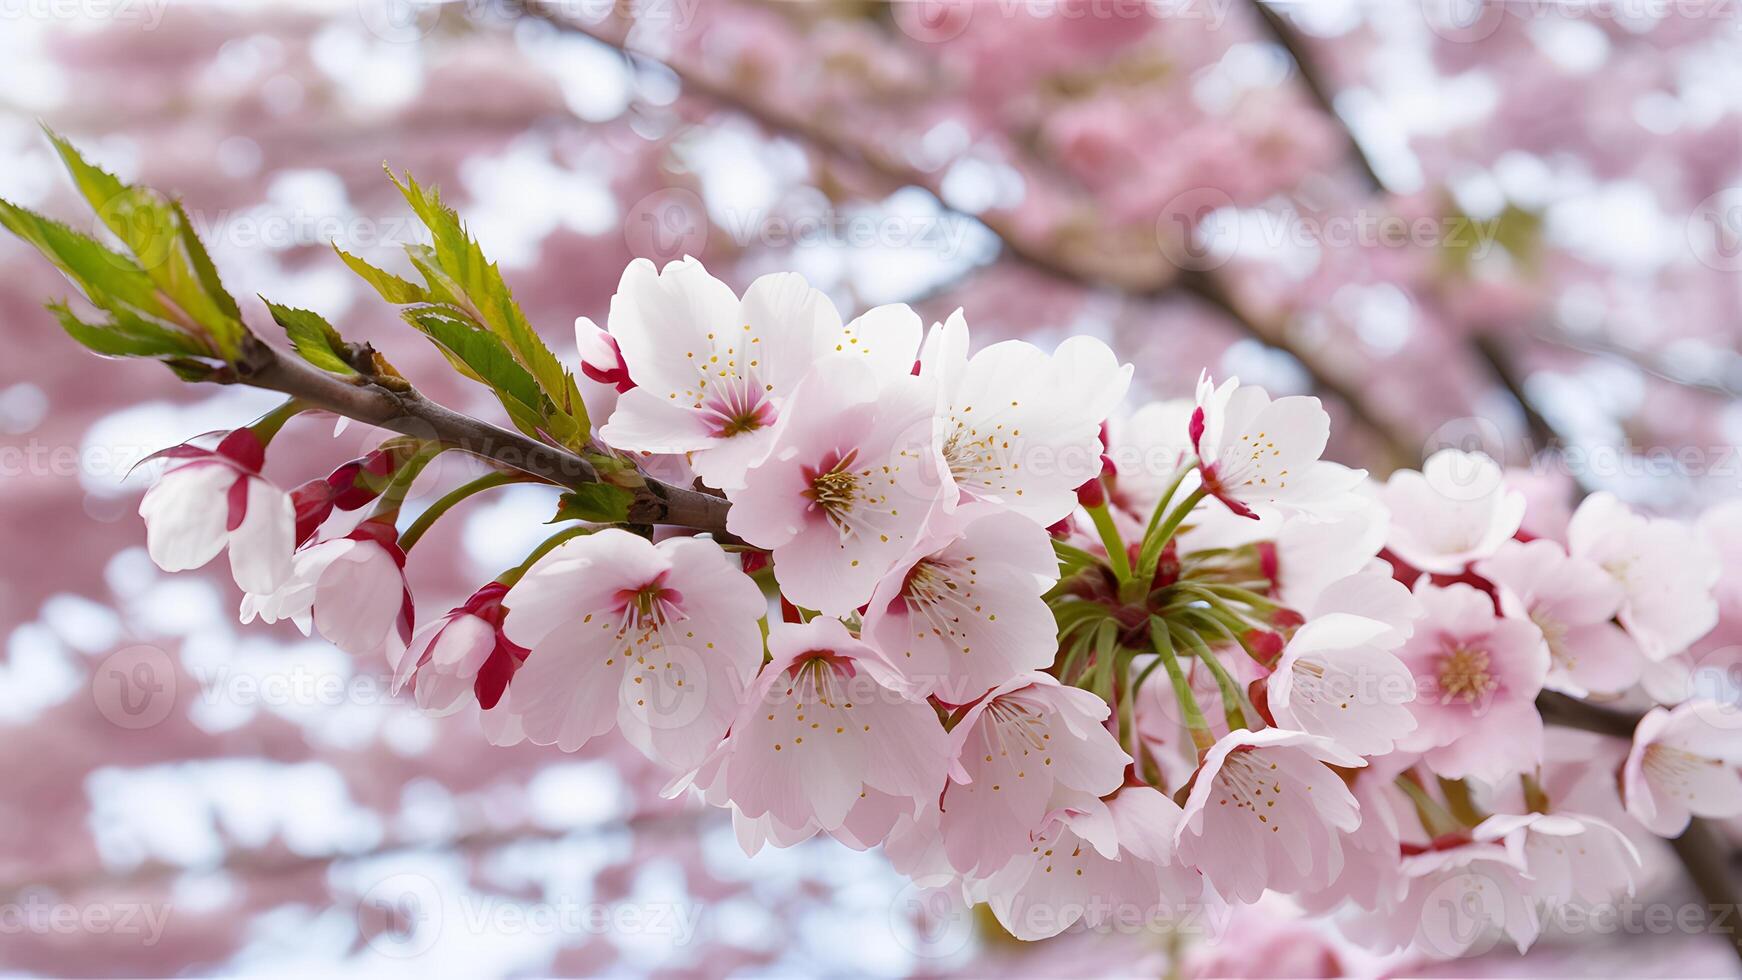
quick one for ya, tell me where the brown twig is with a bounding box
[234,336,735,537]
[1247,1,1384,192]
[1469,331,1565,460]
[1534,691,1641,739]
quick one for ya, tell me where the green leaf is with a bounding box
[386,168,588,446]
[334,245,428,305]
[404,307,549,439]
[551,485,634,525]
[0,199,173,322]
[46,301,208,360]
[44,128,245,356]
[265,300,358,375]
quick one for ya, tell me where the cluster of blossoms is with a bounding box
[140,258,1737,959]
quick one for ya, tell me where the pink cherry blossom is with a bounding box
[921,310,1131,526]
[1622,700,1742,837]
[1190,373,1365,521]
[940,674,1131,877]
[390,581,527,714]
[707,617,949,833]
[1475,538,1643,697]
[1174,728,1363,903]
[726,354,948,616]
[1352,840,1540,959]
[1298,777,1407,915]
[500,529,767,771]
[596,257,922,490]
[240,520,412,660]
[1394,581,1549,783]
[138,428,294,594]
[978,788,1203,941]
[1473,812,1640,907]
[1302,562,1422,647]
[1568,491,1721,661]
[1380,449,1526,575]
[861,504,1059,704]
[1267,613,1418,757]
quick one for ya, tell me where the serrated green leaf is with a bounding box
[41,128,246,357]
[404,307,550,439]
[551,485,634,524]
[174,199,240,321]
[265,300,357,375]
[46,301,208,360]
[334,245,428,305]
[386,168,588,445]
[0,199,174,322]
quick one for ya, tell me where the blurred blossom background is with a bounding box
[0,0,1739,976]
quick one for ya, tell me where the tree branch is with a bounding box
[233,336,735,538]
[1248,1,1384,192]
[1534,690,1640,739]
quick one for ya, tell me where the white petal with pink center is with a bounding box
[978,789,1204,941]
[727,355,948,616]
[1191,373,1365,521]
[1473,812,1640,907]
[241,528,410,660]
[394,611,494,714]
[501,529,766,772]
[140,450,295,595]
[1174,728,1363,903]
[1622,700,1742,837]
[709,618,949,832]
[1380,449,1525,575]
[1268,613,1418,757]
[940,674,1131,877]
[1394,582,1549,783]
[921,310,1132,526]
[1476,538,1643,697]
[862,504,1059,704]
[597,258,922,490]
[1568,491,1721,661]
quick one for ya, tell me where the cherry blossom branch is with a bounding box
[1668,820,1742,963]
[505,0,1420,471]
[1247,1,1384,192]
[1533,691,1641,739]
[230,335,735,537]
[1469,332,1568,462]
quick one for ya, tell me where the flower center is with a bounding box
[703,387,775,438]
[1531,610,1571,670]
[1643,742,1723,789]
[1215,749,1287,831]
[613,575,684,631]
[804,451,863,522]
[1437,644,1497,702]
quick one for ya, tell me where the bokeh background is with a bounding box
[0,0,1739,976]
